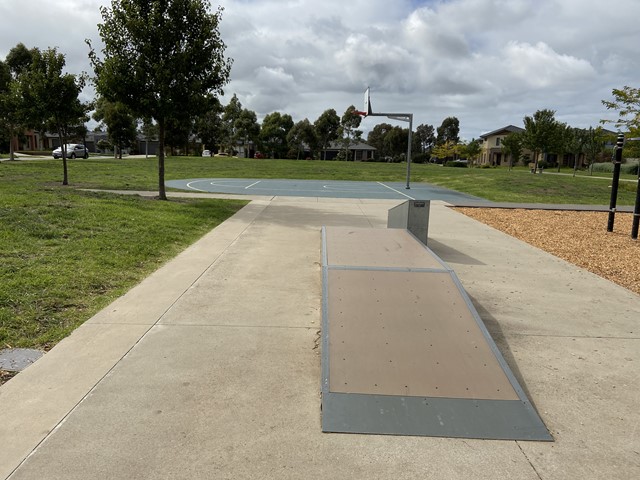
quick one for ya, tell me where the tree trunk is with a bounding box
[158,120,167,200]
[59,130,69,185]
[9,127,16,161]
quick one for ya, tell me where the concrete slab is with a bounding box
[1,196,638,479]
[0,323,150,479]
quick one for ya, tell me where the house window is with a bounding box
[496,137,501,146]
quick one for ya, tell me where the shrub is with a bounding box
[412,153,430,164]
[590,162,614,173]
[591,161,638,175]
[444,160,468,168]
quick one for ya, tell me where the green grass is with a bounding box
[1,155,638,351]
[6,156,638,204]
[1,161,246,350]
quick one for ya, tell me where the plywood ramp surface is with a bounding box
[321,226,552,441]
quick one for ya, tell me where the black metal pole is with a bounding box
[632,174,640,239]
[607,133,624,232]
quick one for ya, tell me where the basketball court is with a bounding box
[165,178,490,203]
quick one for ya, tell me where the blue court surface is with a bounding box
[166,178,491,203]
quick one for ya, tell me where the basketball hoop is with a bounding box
[355,111,368,117]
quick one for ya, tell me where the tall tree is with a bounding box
[93,96,138,158]
[461,138,482,166]
[235,108,260,157]
[500,132,523,170]
[415,123,436,153]
[221,93,242,153]
[367,122,393,159]
[141,118,158,158]
[287,119,316,159]
[566,128,589,176]
[314,108,340,160]
[436,117,460,145]
[89,0,232,200]
[383,126,408,162]
[0,44,36,161]
[259,111,293,158]
[21,47,88,185]
[194,95,224,152]
[339,105,362,161]
[522,109,560,172]
[583,126,607,175]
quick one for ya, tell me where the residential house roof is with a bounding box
[326,141,376,151]
[479,125,524,139]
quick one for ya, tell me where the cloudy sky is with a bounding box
[1,0,639,140]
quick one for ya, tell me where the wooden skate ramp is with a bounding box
[321,227,551,441]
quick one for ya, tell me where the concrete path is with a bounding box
[1,196,639,479]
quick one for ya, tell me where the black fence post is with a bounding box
[607,133,624,232]
[632,174,640,239]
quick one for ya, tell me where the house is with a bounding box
[323,141,376,161]
[479,125,528,166]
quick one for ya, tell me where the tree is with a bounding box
[583,126,607,175]
[89,0,232,200]
[415,123,436,154]
[367,122,393,159]
[566,128,589,176]
[194,96,224,152]
[287,118,316,159]
[259,111,293,158]
[554,123,573,171]
[602,86,640,131]
[21,47,89,185]
[500,132,523,170]
[93,96,137,158]
[436,117,460,145]
[234,108,260,157]
[432,140,459,161]
[522,109,560,172]
[339,105,362,161]
[460,138,482,166]
[141,118,158,158]
[314,109,340,160]
[383,126,408,162]
[0,44,36,161]
[221,93,242,153]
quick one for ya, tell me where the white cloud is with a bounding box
[502,41,596,89]
[2,0,640,139]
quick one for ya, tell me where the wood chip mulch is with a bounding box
[453,208,640,296]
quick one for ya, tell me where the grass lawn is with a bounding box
[0,155,637,353]
[9,155,638,204]
[0,160,247,350]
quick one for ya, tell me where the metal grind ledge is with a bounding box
[321,226,552,441]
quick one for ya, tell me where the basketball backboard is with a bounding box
[364,87,372,116]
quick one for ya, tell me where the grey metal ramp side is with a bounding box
[320,226,552,441]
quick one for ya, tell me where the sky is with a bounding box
[1,0,639,141]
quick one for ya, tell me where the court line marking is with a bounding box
[377,182,415,200]
[185,180,211,192]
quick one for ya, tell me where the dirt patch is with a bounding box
[0,370,18,385]
[454,208,639,296]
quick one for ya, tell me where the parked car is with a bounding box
[52,144,89,159]
[202,149,212,157]
[254,151,264,159]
